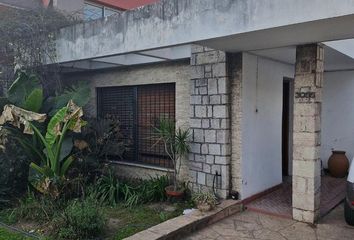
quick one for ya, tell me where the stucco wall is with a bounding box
[321,71,354,167]
[63,60,190,180]
[240,53,294,199]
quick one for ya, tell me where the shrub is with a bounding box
[95,170,121,206]
[140,175,170,203]
[0,129,29,208]
[57,198,106,240]
[11,192,57,223]
[192,190,217,211]
[94,171,170,207]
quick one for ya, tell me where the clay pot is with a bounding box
[165,185,184,198]
[197,203,213,212]
[328,150,349,178]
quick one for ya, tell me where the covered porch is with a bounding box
[246,176,346,219]
[227,43,354,223]
[52,0,354,224]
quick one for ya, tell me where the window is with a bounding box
[104,7,118,17]
[97,83,176,168]
[84,2,119,21]
[84,3,103,20]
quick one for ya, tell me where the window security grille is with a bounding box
[97,83,175,168]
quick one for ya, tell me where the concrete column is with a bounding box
[189,45,231,198]
[229,53,243,196]
[292,44,324,223]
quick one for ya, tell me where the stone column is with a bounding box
[189,45,231,198]
[292,44,323,223]
[229,53,243,196]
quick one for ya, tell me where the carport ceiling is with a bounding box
[250,42,354,72]
[60,40,354,73]
[60,45,191,72]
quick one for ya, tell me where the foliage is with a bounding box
[94,170,121,206]
[27,101,86,197]
[74,115,127,161]
[0,71,91,202]
[154,119,190,191]
[9,192,57,224]
[7,71,43,113]
[0,188,10,210]
[0,129,28,209]
[94,171,170,207]
[56,198,106,240]
[107,202,190,240]
[0,227,32,240]
[192,190,217,208]
[45,81,91,116]
[0,7,78,73]
[0,100,85,198]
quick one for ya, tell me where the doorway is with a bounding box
[282,78,293,177]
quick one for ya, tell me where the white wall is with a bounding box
[241,53,294,199]
[321,71,354,167]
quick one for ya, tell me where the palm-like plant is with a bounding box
[154,119,190,191]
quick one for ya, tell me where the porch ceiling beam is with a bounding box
[60,59,122,70]
[93,53,165,66]
[90,60,124,66]
[134,52,170,61]
[54,0,354,64]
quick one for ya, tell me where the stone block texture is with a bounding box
[292,44,324,223]
[190,45,231,198]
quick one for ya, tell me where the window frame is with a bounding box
[96,83,176,169]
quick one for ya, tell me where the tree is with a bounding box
[0,6,79,95]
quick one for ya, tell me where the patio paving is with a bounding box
[245,176,346,218]
[185,203,354,240]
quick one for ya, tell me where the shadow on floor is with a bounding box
[245,176,346,219]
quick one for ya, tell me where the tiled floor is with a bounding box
[246,176,346,218]
[185,204,354,240]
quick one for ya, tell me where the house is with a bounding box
[43,0,159,19]
[0,0,157,18]
[46,0,354,224]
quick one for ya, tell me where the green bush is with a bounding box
[0,129,29,209]
[10,192,57,223]
[94,171,170,207]
[57,198,105,240]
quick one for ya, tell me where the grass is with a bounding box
[0,209,18,225]
[0,227,32,240]
[104,202,192,240]
[1,201,192,240]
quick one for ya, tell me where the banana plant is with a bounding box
[6,71,43,113]
[29,100,86,179]
[0,100,86,197]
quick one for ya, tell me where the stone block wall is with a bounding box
[292,44,323,223]
[189,45,231,198]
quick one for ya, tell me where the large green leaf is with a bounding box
[50,81,90,115]
[23,88,43,112]
[30,162,54,178]
[45,106,68,145]
[7,71,41,108]
[59,137,73,162]
[60,156,75,176]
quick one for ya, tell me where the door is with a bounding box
[282,80,290,176]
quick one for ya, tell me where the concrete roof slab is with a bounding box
[55,0,354,63]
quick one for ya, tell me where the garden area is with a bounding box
[0,71,211,240]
